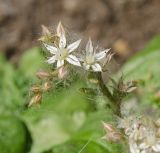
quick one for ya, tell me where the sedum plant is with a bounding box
[26,22,160,153]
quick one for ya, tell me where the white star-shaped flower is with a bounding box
[44,22,81,68]
[139,134,160,153]
[82,38,110,72]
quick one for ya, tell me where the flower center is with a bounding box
[86,54,95,65]
[58,48,69,60]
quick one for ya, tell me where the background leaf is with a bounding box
[0,115,32,153]
[121,36,160,108]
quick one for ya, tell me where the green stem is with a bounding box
[96,72,121,116]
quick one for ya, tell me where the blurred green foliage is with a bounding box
[0,36,160,153]
[122,36,160,107]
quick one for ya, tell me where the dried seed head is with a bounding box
[36,70,50,79]
[125,80,137,93]
[116,77,137,94]
[102,121,123,142]
[102,121,115,132]
[30,85,41,93]
[42,82,52,92]
[28,94,42,107]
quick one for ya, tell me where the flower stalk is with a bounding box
[96,72,121,116]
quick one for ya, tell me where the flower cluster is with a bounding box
[40,22,112,72]
[102,116,160,153]
[117,116,160,153]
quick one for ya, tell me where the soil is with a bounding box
[0,0,160,63]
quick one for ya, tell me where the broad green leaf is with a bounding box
[43,111,123,153]
[0,54,24,114]
[22,82,91,153]
[0,115,32,153]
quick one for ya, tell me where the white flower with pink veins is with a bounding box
[82,38,110,72]
[44,22,81,68]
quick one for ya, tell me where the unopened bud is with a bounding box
[102,121,115,132]
[36,71,50,79]
[102,131,122,142]
[28,94,42,107]
[42,82,52,92]
[58,66,68,79]
[31,85,41,93]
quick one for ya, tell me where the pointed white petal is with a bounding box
[129,139,140,153]
[47,55,57,64]
[153,143,160,152]
[59,33,66,48]
[67,39,81,53]
[91,63,102,72]
[86,38,93,54]
[41,25,51,35]
[66,55,81,66]
[57,60,64,68]
[57,22,66,48]
[95,49,110,60]
[44,43,57,54]
[139,143,148,149]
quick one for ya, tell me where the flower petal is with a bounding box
[67,39,81,53]
[44,43,57,54]
[47,55,57,64]
[129,138,140,153]
[91,63,102,72]
[59,33,66,48]
[86,38,93,54]
[57,60,64,68]
[41,25,51,35]
[139,143,148,150]
[95,49,110,60]
[57,22,66,48]
[66,55,81,66]
[153,142,160,152]
[57,22,65,37]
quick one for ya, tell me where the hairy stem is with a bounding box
[96,72,121,116]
